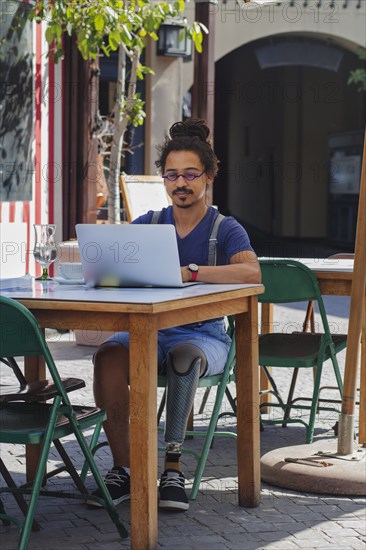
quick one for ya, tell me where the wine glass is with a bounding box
[33,224,57,281]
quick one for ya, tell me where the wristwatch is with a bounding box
[188,263,199,282]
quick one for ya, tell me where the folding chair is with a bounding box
[0,296,128,549]
[258,259,347,443]
[289,253,355,429]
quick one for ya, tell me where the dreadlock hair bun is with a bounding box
[155,118,219,179]
[169,119,210,143]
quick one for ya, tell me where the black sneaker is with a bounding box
[159,469,189,511]
[87,466,130,507]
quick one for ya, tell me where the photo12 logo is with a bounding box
[81,241,140,264]
[209,0,341,25]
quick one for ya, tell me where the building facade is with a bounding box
[179,0,365,250]
[1,0,365,276]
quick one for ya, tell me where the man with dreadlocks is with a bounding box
[89,118,261,511]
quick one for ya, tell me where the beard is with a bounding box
[176,202,193,209]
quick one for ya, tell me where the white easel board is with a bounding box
[120,175,171,222]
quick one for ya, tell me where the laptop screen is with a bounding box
[76,224,196,288]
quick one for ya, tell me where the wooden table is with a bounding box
[260,258,365,445]
[0,278,263,550]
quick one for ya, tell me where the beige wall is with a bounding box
[179,0,365,239]
[146,1,365,239]
[183,0,366,92]
[145,42,184,173]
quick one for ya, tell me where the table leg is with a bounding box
[129,313,158,550]
[25,354,46,481]
[24,354,46,383]
[359,294,366,446]
[260,303,273,411]
[236,296,261,507]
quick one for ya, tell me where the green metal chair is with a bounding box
[0,296,128,549]
[258,259,347,443]
[81,316,238,501]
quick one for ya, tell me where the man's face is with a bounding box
[163,150,212,209]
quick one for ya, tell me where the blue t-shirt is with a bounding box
[132,206,254,266]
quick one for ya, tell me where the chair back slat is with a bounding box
[0,297,46,357]
[0,296,71,403]
[259,259,321,304]
[258,259,333,342]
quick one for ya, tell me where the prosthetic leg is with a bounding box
[159,344,206,511]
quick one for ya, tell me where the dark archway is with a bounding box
[214,34,365,257]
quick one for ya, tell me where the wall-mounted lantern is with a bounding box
[157,23,192,58]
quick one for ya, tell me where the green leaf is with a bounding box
[348,68,366,91]
[145,15,155,33]
[94,15,105,32]
[101,44,111,57]
[192,27,203,46]
[137,63,155,76]
[45,27,54,45]
[122,24,132,41]
[109,30,120,50]
[357,47,366,60]
[195,42,202,54]
[79,42,89,60]
[192,28,203,53]
[174,1,184,13]
[53,49,64,64]
[53,24,62,39]
[78,29,87,43]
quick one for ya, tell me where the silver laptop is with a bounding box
[75,224,200,288]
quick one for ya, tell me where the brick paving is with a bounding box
[1,296,365,549]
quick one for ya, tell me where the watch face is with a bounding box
[188,263,199,272]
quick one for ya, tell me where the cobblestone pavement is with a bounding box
[1,297,365,549]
